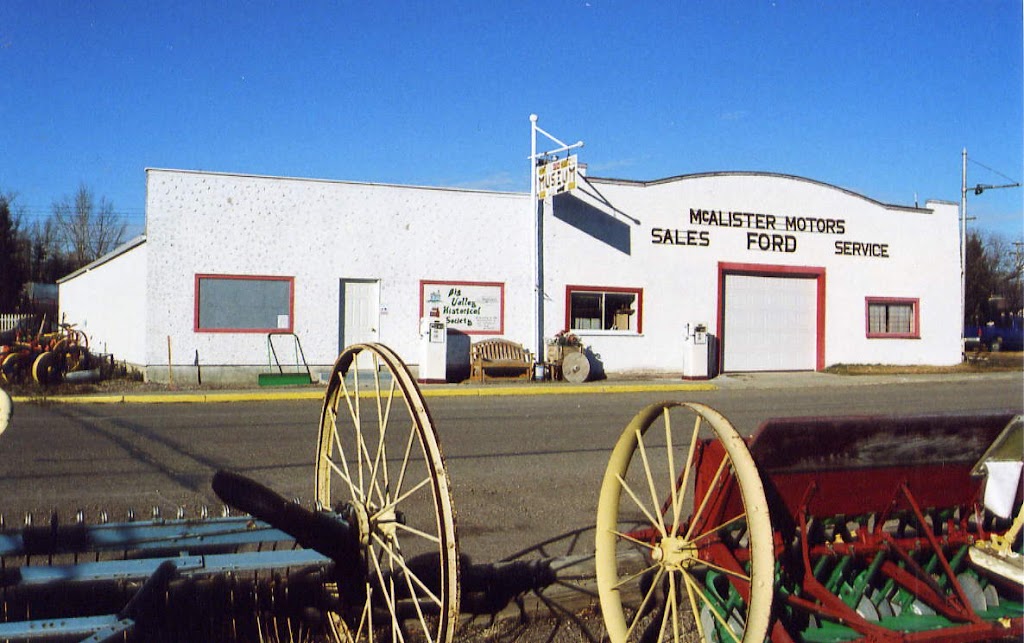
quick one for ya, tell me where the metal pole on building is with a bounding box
[528,115,583,379]
[961,147,967,336]
[530,114,543,379]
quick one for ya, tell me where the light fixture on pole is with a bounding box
[974,182,1021,196]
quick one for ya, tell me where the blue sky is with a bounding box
[2,1,1021,241]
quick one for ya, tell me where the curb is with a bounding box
[10,381,718,405]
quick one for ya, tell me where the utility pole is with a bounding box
[960,147,1021,328]
[961,148,967,333]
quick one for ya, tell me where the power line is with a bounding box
[968,157,1020,185]
[12,205,145,214]
[8,208,145,222]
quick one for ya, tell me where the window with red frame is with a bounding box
[567,286,642,332]
[866,298,919,338]
[195,274,294,332]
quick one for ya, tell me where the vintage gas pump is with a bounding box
[682,322,709,379]
[418,313,448,383]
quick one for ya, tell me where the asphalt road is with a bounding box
[1,373,1021,566]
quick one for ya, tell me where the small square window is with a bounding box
[866,298,919,338]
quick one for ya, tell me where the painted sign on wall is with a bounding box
[420,280,505,334]
[650,208,891,258]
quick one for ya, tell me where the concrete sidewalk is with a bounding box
[8,369,1021,404]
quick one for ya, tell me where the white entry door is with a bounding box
[723,274,817,372]
[341,280,380,365]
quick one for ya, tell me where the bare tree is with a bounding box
[51,184,126,268]
[986,231,1023,315]
[27,217,75,284]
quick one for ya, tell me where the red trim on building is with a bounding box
[563,284,644,334]
[716,263,826,372]
[865,296,920,339]
[419,280,505,335]
[194,274,295,333]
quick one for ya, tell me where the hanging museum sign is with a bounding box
[536,155,578,199]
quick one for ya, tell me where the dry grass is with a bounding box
[826,351,1023,375]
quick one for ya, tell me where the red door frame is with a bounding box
[716,262,827,372]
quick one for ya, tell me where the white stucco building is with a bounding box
[58,166,961,383]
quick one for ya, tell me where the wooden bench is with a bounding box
[470,339,534,383]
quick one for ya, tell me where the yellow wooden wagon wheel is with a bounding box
[596,402,774,643]
[315,343,460,643]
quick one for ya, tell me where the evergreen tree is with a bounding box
[0,195,26,311]
[965,230,1024,326]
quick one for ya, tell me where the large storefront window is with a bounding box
[866,297,919,338]
[567,286,642,333]
[195,274,294,332]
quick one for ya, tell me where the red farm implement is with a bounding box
[596,403,1023,642]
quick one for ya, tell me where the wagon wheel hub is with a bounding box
[651,535,699,570]
[343,500,371,547]
[373,505,402,541]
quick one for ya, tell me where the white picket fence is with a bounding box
[0,314,35,333]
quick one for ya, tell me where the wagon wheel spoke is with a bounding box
[623,566,666,640]
[367,551,401,641]
[610,528,658,550]
[316,344,459,643]
[612,561,661,592]
[635,427,667,536]
[393,521,442,545]
[682,572,742,643]
[596,402,774,643]
[684,456,730,542]
[669,413,703,538]
[330,382,364,505]
[683,569,708,642]
[616,471,668,538]
[690,513,747,546]
[371,532,444,609]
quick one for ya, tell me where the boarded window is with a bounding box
[195,275,294,332]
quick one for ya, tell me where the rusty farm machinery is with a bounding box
[0,321,95,387]
[0,343,1021,642]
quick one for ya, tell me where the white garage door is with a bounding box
[723,274,817,371]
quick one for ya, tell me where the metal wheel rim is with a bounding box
[32,351,59,386]
[1,353,27,384]
[315,343,460,643]
[595,402,774,643]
